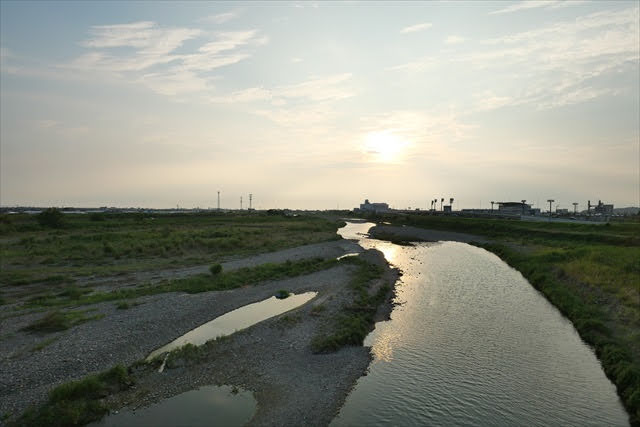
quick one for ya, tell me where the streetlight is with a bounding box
[521,199,527,215]
[573,202,578,215]
[491,201,495,213]
[547,199,555,218]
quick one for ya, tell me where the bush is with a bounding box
[275,289,290,299]
[209,263,223,275]
[37,208,65,228]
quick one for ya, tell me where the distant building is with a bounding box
[443,205,452,213]
[556,208,569,215]
[594,200,613,215]
[498,201,532,215]
[358,199,390,213]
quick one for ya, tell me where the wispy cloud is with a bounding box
[276,73,354,101]
[444,35,465,45]
[400,22,432,34]
[489,0,587,15]
[203,11,240,24]
[68,22,266,97]
[386,56,437,73]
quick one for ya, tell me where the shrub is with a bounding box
[89,213,105,222]
[209,263,223,275]
[37,208,65,228]
[275,289,290,299]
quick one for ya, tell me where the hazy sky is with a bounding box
[1,1,638,210]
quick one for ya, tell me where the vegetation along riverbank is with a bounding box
[366,213,639,426]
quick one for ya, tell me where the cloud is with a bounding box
[209,73,354,105]
[489,0,587,15]
[203,11,239,24]
[291,57,303,63]
[400,22,432,34]
[276,73,354,101]
[460,7,639,110]
[67,22,266,97]
[444,35,465,45]
[209,87,273,103]
[387,57,437,73]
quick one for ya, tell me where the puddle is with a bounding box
[147,292,317,360]
[96,385,256,427]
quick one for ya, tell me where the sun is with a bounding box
[363,131,407,162]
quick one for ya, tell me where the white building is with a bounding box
[358,199,390,213]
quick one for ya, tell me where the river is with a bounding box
[332,221,628,426]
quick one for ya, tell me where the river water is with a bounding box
[332,222,628,426]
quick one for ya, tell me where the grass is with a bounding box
[25,257,339,309]
[311,256,388,353]
[115,300,141,310]
[366,212,640,425]
[23,310,104,333]
[14,365,132,427]
[30,337,58,352]
[0,211,343,288]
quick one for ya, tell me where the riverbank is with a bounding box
[1,236,398,425]
[367,216,639,426]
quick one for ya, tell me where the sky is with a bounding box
[1,1,638,211]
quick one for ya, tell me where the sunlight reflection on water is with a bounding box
[334,221,628,426]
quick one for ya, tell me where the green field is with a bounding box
[365,212,640,425]
[0,211,343,305]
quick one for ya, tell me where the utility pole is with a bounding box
[240,196,243,210]
[547,199,555,219]
[573,202,578,214]
[217,191,220,210]
[588,200,591,217]
[521,199,527,216]
[249,194,253,210]
[491,201,495,213]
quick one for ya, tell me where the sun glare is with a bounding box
[363,131,407,162]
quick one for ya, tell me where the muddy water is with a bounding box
[332,222,628,426]
[147,292,317,360]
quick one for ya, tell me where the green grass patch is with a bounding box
[26,257,339,308]
[115,300,141,310]
[1,212,344,287]
[312,257,388,353]
[30,337,58,352]
[15,365,132,427]
[23,310,104,333]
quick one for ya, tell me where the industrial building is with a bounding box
[497,201,538,215]
[593,200,614,215]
